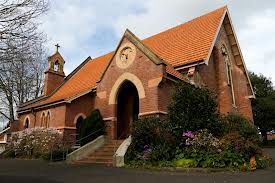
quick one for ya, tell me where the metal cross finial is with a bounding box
[55,43,60,52]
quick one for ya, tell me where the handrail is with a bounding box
[75,125,105,144]
[49,125,106,162]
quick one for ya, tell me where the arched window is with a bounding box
[75,115,85,143]
[41,112,46,127]
[46,111,50,128]
[54,60,59,72]
[24,118,30,129]
[221,44,236,106]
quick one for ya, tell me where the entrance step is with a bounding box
[73,139,124,166]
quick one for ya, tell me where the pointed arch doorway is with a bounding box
[116,81,139,139]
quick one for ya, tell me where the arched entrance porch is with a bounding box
[116,81,139,139]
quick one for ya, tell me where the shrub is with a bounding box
[5,128,63,158]
[176,158,196,167]
[223,113,260,143]
[168,81,223,140]
[255,154,273,169]
[177,129,248,169]
[126,117,175,162]
[176,146,246,169]
[79,109,104,146]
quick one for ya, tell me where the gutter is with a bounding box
[175,60,204,71]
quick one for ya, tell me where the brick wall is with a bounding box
[65,94,95,127]
[95,37,166,139]
[195,24,253,120]
[17,104,67,130]
[158,78,174,112]
[44,71,65,96]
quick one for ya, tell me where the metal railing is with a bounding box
[49,125,106,162]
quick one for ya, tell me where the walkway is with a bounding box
[0,148,274,183]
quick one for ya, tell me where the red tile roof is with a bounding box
[166,64,186,80]
[19,7,226,109]
[143,6,226,67]
[29,53,112,108]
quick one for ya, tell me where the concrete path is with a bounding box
[0,148,274,183]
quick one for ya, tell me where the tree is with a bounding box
[168,81,222,140]
[249,72,275,142]
[0,0,49,123]
[0,0,49,51]
[0,38,47,122]
[79,110,104,146]
[249,72,274,98]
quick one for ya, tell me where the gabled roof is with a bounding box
[18,6,229,111]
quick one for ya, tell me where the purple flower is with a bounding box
[185,138,194,146]
[234,144,241,151]
[144,145,149,150]
[182,131,194,138]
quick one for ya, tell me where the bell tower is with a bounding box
[44,44,66,96]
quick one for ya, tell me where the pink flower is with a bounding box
[182,131,194,138]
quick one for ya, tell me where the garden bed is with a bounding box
[125,82,272,172]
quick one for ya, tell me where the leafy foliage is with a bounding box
[126,117,175,162]
[223,113,260,143]
[249,72,275,142]
[79,109,104,146]
[250,72,274,98]
[168,81,223,139]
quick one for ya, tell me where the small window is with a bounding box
[41,112,46,127]
[76,116,84,143]
[54,60,59,72]
[24,118,29,129]
[46,112,50,128]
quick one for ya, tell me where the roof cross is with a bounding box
[55,43,60,52]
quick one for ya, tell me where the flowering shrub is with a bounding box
[126,117,176,162]
[6,128,63,158]
[125,81,271,170]
[183,129,220,149]
[177,130,241,168]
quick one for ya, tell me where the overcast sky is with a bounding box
[39,0,275,84]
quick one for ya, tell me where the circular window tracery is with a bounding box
[116,43,136,69]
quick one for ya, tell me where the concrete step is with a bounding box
[73,139,124,166]
[85,156,113,162]
[98,146,117,151]
[91,151,114,156]
[74,160,113,166]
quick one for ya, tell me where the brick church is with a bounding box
[15,6,255,142]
